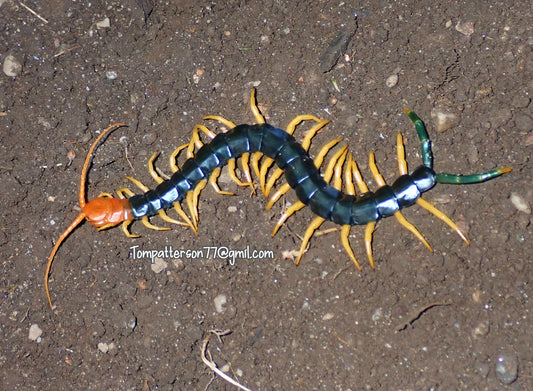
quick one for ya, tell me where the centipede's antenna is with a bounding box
[45,123,125,311]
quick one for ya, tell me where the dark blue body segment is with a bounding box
[129,123,437,225]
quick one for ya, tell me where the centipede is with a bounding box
[45,89,511,310]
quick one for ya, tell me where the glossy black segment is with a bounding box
[246,124,266,151]
[144,190,163,216]
[411,165,437,192]
[180,159,207,184]
[193,144,221,173]
[155,180,180,210]
[129,194,150,218]
[208,133,234,162]
[224,126,251,155]
[284,155,318,188]
[169,171,193,195]
[373,185,400,218]
[349,194,379,225]
[309,186,342,220]
[274,140,307,169]
[330,194,356,225]
[293,172,325,204]
[260,125,293,157]
[391,175,420,208]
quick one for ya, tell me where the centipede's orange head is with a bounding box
[83,196,132,229]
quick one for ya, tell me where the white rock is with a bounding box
[98,342,109,353]
[3,54,22,77]
[151,257,168,273]
[214,294,227,313]
[28,324,43,342]
[455,21,475,36]
[510,192,531,214]
[430,109,459,132]
[386,74,398,88]
[96,17,110,29]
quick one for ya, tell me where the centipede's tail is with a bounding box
[403,108,512,184]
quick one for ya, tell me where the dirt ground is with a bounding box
[1,1,532,390]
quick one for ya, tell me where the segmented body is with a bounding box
[128,123,436,226]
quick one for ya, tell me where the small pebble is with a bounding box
[151,257,168,273]
[472,320,490,338]
[371,308,383,322]
[214,294,227,313]
[28,324,43,342]
[455,21,475,36]
[106,70,117,80]
[510,193,531,214]
[3,54,22,77]
[96,17,110,29]
[322,312,335,321]
[98,342,109,353]
[385,74,398,88]
[172,258,185,272]
[431,109,459,132]
[227,206,237,213]
[495,353,519,384]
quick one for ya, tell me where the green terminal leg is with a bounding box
[403,108,433,169]
[403,108,512,184]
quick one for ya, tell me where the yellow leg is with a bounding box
[172,202,197,235]
[185,191,198,232]
[266,183,291,210]
[249,88,265,124]
[141,216,171,231]
[323,145,348,183]
[121,219,139,238]
[264,167,284,197]
[313,138,342,169]
[259,157,275,196]
[148,151,168,183]
[202,115,237,129]
[240,152,255,194]
[350,156,370,193]
[333,149,348,190]
[416,197,470,244]
[227,158,253,188]
[300,118,331,151]
[396,132,408,175]
[208,167,234,196]
[368,151,386,187]
[296,216,325,265]
[191,179,207,226]
[393,211,433,252]
[125,176,150,192]
[341,225,361,270]
[251,152,263,179]
[364,222,376,269]
[170,143,189,173]
[272,201,305,236]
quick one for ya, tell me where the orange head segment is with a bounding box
[83,197,132,229]
[46,123,128,311]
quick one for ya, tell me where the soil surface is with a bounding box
[1,1,532,390]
